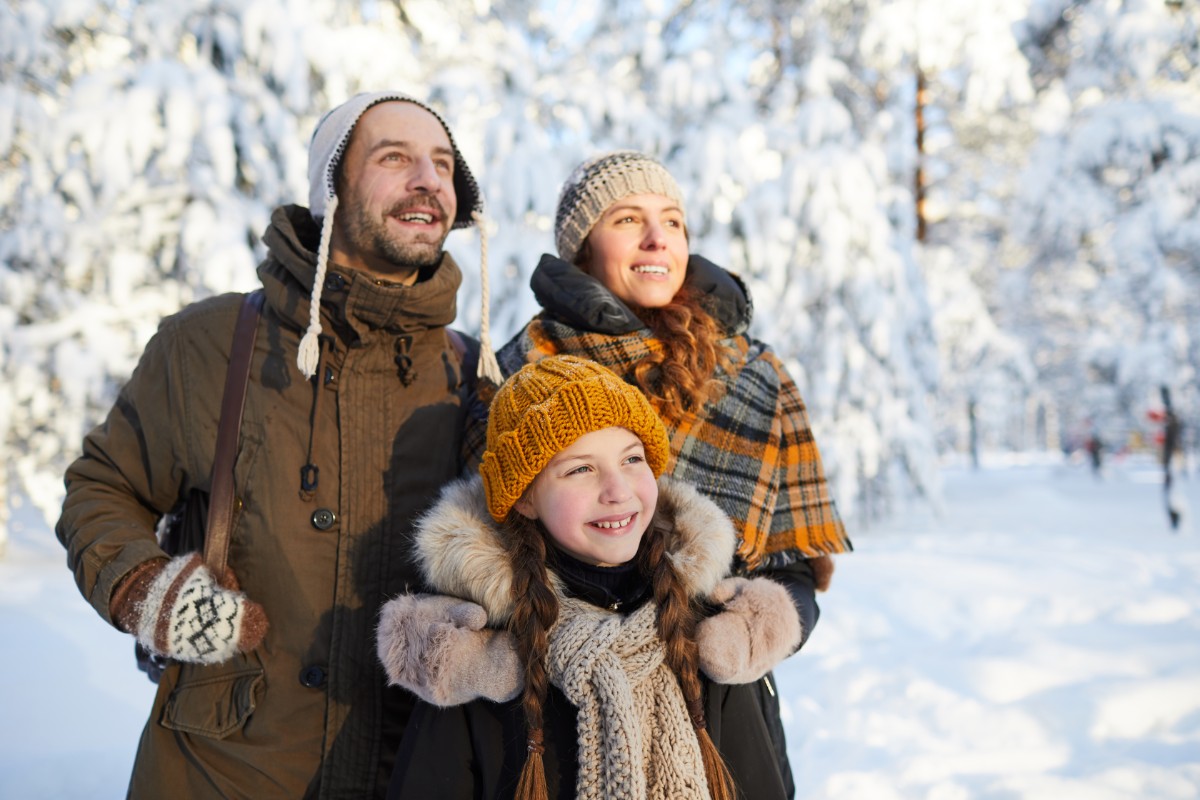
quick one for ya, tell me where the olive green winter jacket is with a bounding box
[56,204,477,798]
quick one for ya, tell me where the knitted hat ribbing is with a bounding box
[297,91,500,385]
[554,151,686,265]
[479,355,669,522]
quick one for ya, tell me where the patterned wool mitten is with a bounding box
[697,577,803,684]
[376,593,521,706]
[112,553,268,664]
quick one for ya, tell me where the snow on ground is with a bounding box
[2,453,1198,799]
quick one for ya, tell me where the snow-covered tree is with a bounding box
[1009,0,1200,449]
[3,0,947,538]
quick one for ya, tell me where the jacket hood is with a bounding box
[258,204,461,342]
[413,475,738,627]
[529,253,753,337]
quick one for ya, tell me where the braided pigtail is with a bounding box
[639,519,737,800]
[505,512,559,800]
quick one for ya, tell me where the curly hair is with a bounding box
[630,283,737,422]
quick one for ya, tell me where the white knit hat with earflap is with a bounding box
[300,91,501,385]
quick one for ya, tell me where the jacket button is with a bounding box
[299,665,327,688]
[323,274,346,291]
[311,508,337,530]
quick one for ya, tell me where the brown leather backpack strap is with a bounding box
[203,290,265,575]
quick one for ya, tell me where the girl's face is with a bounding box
[582,193,688,309]
[514,427,659,567]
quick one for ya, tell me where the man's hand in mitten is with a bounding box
[376,593,521,706]
[111,553,268,664]
[697,577,803,684]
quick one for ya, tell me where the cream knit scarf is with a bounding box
[548,596,710,800]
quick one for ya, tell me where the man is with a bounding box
[56,92,488,798]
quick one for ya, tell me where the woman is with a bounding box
[492,151,853,795]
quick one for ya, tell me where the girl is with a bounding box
[378,355,801,799]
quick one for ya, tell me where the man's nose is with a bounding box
[407,156,444,193]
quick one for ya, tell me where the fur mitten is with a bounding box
[697,577,803,684]
[111,553,268,664]
[376,594,521,706]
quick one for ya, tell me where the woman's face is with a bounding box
[582,193,688,309]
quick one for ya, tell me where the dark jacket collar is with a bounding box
[529,253,753,337]
[257,204,461,344]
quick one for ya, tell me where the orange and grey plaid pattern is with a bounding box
[490,317,852,569]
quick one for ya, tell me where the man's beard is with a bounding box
[341,196,449,270]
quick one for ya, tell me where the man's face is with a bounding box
[330,102,459,283]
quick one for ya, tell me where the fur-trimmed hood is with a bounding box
[413,475,738,627]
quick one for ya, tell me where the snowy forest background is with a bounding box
[2,0,1199,548]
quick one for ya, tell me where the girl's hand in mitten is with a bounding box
[697,577,803,684]
[376,593,521,706]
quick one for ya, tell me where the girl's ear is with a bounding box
[513,494,537,520]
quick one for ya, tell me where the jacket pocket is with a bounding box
[161,656,265,739]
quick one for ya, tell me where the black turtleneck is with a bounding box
[547,546,652,613]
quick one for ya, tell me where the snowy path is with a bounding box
[2,455,1198,799]
[777,455,1200,799]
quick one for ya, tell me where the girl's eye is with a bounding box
[566,464,593,476]
[624,454,645,465]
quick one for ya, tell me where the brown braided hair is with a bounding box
[505,511,558,800]
[637,506,737,800]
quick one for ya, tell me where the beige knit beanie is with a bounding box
[554,150,686,265]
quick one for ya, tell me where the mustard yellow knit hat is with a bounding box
[479,355,670,522]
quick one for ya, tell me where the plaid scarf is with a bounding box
[489,257,851,567]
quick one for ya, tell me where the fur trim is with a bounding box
[413,478,517,627]
[653,477,738,599]
[413,475,738,625]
